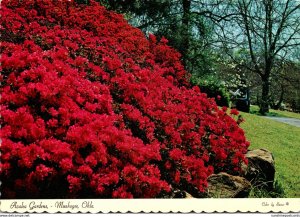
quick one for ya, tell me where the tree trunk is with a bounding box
[273,85,284,110]
[259,76,270,115]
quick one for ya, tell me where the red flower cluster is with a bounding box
[0,0,249,198]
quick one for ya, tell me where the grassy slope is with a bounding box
[239,110,300,197]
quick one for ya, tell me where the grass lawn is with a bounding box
[239,110,300,197]
[250,105,300,120]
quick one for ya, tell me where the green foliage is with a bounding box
[191,75,230,107]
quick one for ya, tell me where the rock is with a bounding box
[207,172,251,198]
[242,148,275,190]
[184,191,194,199]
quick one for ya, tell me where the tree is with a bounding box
[269,59,300,111]
[213,0,300,114]
[216,0,300,114]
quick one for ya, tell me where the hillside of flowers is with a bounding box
[0,0,250,198]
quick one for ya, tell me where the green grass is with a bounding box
[248,180,286,198]
[250,105,300,120]
[239,110,300,197]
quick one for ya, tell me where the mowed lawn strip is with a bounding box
[239,111,300,198]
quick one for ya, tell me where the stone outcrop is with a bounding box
[242,148,275,190]
[207,172,251,198]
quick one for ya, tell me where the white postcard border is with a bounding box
[1,198,300,213]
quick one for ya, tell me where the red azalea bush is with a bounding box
[0,0,249,198]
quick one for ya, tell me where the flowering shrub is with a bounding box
[0,0,250,198]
